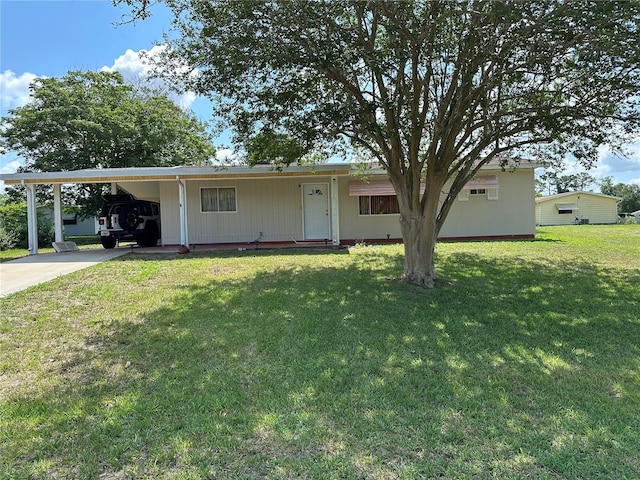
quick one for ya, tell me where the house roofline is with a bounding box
[1,158,540,186]
[535,191,623,203]
[0,164,352,185]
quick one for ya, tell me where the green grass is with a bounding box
[0,235,103,263]
[1,225,639,479]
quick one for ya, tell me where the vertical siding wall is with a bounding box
[159,181,181,245]
[536,193,619,225]
[441,169,536,238]
[337,177,403,240]
[118,181,161,202]
[338,169,536,240]
[189,177,305,243]
[160,177,331,245]
[156,170,536,245]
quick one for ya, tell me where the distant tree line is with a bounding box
[536,169,596,196]
[600,177,640,214]
[536,166,640,215]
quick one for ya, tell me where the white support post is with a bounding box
[111,182,118,194]
[25,183,38,255]
[53,184,64,242]
[330,176,340,245]
[178,178,189,247]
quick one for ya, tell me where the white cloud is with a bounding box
[101,46,197,110]
[102,48,150,78]
[0,158,22,194]
[0,70,39,111]
[1,72,41,185]
[594,142,640,185]
[215,148,240,165]
[1,158,21,175]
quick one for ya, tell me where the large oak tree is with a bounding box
[1,70,216,217]
[120,0,640,286]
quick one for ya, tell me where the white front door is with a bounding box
[302,183,330,240]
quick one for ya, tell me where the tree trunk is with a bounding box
[398,187,440,288]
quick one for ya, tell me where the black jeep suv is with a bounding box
[98,194,161,248]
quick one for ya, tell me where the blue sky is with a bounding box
[0,0,221,185]
[1,0,639,190]
[1,1,170,76]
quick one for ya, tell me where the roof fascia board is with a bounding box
[1,165,352,185]
[535,191,623,203]
[0,158,539,186]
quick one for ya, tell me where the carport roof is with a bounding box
[0,163,353,185]
[0,157,541,186]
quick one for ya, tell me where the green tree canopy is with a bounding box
[600,177,640,213]
[120,0,640,286]
[536,168,596,195]
[0,70,216,217]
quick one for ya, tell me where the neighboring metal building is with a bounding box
[535,191,621,226]
[1,161,540,254]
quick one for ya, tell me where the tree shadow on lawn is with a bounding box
[2,249,639,479]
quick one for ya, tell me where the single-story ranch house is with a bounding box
[1,160,539,255]
[535,191,621,226]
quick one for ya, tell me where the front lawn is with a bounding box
[1,225,639,479]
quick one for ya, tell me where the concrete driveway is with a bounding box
[0,249,128,297]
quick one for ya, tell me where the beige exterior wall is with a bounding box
[118,181,161,202]
[158,176,336,245]
[536,193,619,226]
[143,168,536,245]
[440,169,536,238]
[337,168,536,240]
[159,181,181,245]
[336,176,401,240]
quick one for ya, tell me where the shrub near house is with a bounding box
[0,202,54,250]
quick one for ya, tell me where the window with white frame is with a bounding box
[359,195,400,215]
[459,175,499,201]
[201,187,237,212]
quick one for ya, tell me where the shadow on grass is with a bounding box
[2,249,639,479]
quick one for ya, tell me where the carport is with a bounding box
[0,164,348,255]
[1,167,192,255]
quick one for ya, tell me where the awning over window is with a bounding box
[462,175,499,190]
[350,176,499,196]
[349,180,396,196]
[556,203,579,210]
